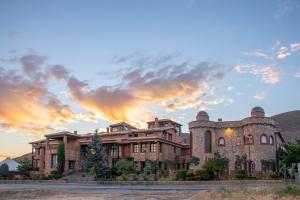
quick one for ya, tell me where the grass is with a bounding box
[275,184,300,197]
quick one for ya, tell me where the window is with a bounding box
[168,134,172,141]
[245,134,254,145]
[173,146,176,153]
[260,135,268,144]
[140,143,147,153]
[269,136,274,145]
[204,131,212,153]
[150,143,156,152]
[69,160,75,169]
[159,143,163,153]
[163,131,167,139]
[133,144,139,153]
[51,154,57,168]
[218,137,225,146]
[112,145,119,157]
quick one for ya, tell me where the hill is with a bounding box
[13,152,32,163]
[272,110,300,144]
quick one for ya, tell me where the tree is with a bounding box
[57,143,65,176]
[144,160,159,175]
[203,158,219,178]
[114,157,135,175]
[83,133,109,178]
[0,163,9,178]
[189,156,200,167]
[277,140,300,168]
[17,158,32,173]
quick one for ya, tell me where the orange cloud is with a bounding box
[67,54,226,123]
[0,56,74,136]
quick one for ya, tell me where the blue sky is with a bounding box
[0,0,300,159]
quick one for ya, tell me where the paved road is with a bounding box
[0,183,272,191]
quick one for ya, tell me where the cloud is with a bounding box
[243,51,273,60]
[68,54,227,123]
[227,86,235,91]
[277,46,291,59]
[234,64,280,85]
[46,65,69,80]
[290,42,300,52]
[20,54,47,76]
[0,56,74,136]
[252,92,268,100]
[294,71,300,78]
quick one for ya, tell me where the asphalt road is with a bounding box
[0,182,271,191]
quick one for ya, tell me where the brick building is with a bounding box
[189,107,280,176]
[30,118,190,175]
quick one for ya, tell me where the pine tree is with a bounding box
[57,143,65,176]
[83,133,109,178]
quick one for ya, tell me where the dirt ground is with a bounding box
[0,185,299,200]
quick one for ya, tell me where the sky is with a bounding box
[0,0,300,160]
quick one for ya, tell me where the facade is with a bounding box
[30,118,190,175]
[189,107,279,177]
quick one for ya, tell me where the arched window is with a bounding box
[260,134,268,144]
[269,136,274,145]
[218,137,225,146]
[204,130,212,153]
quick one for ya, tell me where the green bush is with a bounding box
[235,170,247,179]
[31,172,42,180]
[48,170,59,179]
[270,172,281,179]
[126,173,137,181]
[194,169,212,180]
[145,174,156,181]
[114,158,135,175]
[137,174,145,181]
[185,170,195,181]
[175,170,187,181]
[116,176,123,181]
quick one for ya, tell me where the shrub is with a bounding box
[235,170,247,179]
[137,174,145,181]
[48,170,59,179]
[270,172,281,179]
[126,173,137,181]
[114,158,135,175]
[31,172,42,180]
[17,158,32,173]
[175,170,187,181]
[145,174,156,181]
[185,170,195,181]
[116,176,123,181]
[194,169,212,181]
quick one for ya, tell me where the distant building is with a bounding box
[189,107,280,177]
[30,118,190,175]
[0,157,20,171]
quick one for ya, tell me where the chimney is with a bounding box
[218,118,222,122]
[106,127,109,133]
[74,130,77,135]
[154,117,159,128]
